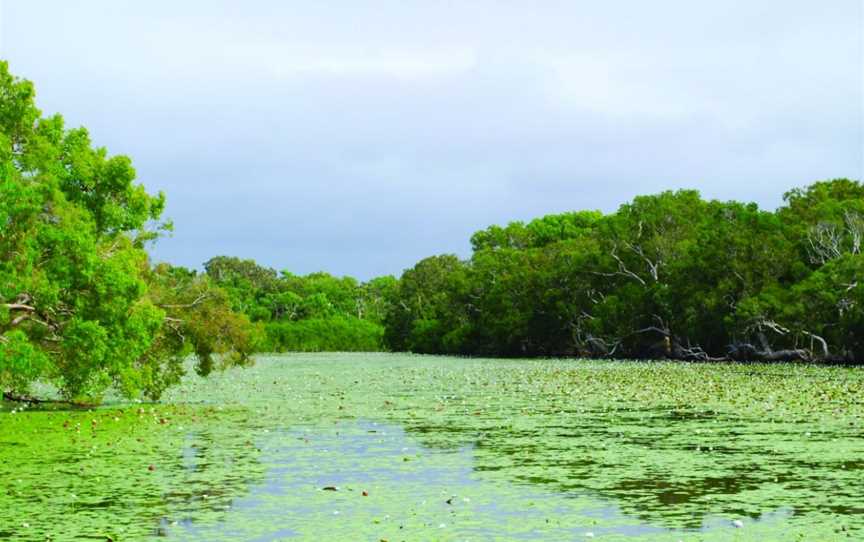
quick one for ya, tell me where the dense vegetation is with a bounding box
[196,182,863,364]
[0,62,255,402]
[384,181,863,362]
[203,256,395,352]
[1,63,861,405]
[195,180,863,364]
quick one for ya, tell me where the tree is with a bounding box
[203,256,279,319]
[0,62,252,402]
[384,255,470,353]
[382,180,862,363]
[143,264,257,396]
[779,179,864,266]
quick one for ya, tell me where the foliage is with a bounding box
[385,180,863,362]
[262,317,384,352]
[2,60,860,391]
[0,62,253,402]
[470,210,602,251]
[383,254,470,354]
[204,256,393,352]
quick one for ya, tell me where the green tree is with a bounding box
[384,255,470,353]
[384,180,861,363]
[0,62,252,402]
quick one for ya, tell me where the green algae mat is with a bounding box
[1,354,862,541]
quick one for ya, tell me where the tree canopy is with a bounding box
[0,62,253,402]
[385,182,863,362]
[203,256,395,352]
[1,61,860,407]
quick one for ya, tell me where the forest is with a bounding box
[1,61,862,404]
[384,180,863,362]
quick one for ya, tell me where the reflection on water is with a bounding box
[170,420,675,540]
[0,353,862,540]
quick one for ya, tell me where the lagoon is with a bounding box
[1,354,862,540]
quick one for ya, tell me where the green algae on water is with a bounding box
[1,353,862,540]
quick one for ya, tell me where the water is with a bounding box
[1,353,862,540]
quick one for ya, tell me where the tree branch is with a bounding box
[592,247,647,286]
[159,293,210,310]
[2,303,36,312]
[801,330,830,358]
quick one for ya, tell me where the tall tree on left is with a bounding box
[0,62,254,403]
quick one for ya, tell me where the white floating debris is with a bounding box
[732,519,744,528]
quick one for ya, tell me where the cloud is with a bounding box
[257,50,479,79]
[2,0,861,279]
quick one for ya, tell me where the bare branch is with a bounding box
[845,210,863,254]
[595,247,647,286]
[800,330,830,358]
[159,293,210,310]
[760,319,790,336]
[2,303,36,312]
[633,326,669,337]
[624,241,660,281]
[807,223,843,264]
[8,312,53,329]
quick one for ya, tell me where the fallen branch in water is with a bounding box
[2,391,97,407]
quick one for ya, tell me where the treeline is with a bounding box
[2,62,862,405]
[202,256,395,352]
[383,181,863,362]
[201,178,863,364]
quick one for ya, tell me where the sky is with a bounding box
[0,1,862,279]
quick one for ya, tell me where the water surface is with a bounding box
[1,354,862,540]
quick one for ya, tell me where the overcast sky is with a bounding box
[1,1,862,279]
